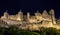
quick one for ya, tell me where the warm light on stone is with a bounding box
[1,9,60,30]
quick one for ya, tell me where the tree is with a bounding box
[0,27,7,35]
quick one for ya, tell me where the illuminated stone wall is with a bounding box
[1,9,56,24]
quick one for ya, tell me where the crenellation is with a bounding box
[1,9,56,24]
[1,9,60,30]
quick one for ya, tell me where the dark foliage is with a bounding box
[0,26,60,35]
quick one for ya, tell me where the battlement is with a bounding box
[1,9,60,30]
[1,9,56,24]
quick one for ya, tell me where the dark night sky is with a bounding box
[0,0,60,18]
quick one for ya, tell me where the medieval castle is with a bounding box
[0,9,60,30]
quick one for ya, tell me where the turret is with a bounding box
[35,10,41,16]
[27,12,30,19]
[35,10,42,22]
[17,10,23,21]
[49,9,56,24]
[35,10,41,19]
[4,11,9,19]
[42,10,49,19]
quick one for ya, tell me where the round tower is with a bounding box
[17,10,23,21]
[27,12,30,19]
[49,9,56,24]
[4,11,9,19]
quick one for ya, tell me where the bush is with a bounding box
[0,26,40,35]
[0,26,60,35]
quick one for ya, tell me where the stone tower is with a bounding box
[27,12,30,20]
[35,10,41,16]
[49,9,56,24]
[35,10,41,19]
[4,11,9,19]
[35,10,42,22]
[17,10,23,21]
[42,10,49,19]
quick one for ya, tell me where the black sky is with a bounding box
[0,0,60,18]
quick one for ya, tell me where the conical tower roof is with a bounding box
[4,10,8,13]
[42,10,49,16]
[4,10,8,15]
[49,9,54,15]
[35,10,41,16]
[18,10,23,15]
[42,10,49,18]
[19,9,22,12]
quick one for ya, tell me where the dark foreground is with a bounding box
[0,26,60,35]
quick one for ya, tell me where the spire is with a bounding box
[49,9,54,15]
[42,10,49,18]
[17,10,23,21]
[27,12,30,15]
[18,10,23,16]
[4,10,8,14]
[19,9,22,12]
[18,9,23,16]
[18,10,22,14]
[27,12,30,20]
[35,10,41,16]
[4,10,8,16]
[4,10,9,19]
